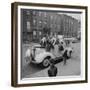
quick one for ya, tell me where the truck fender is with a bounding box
[35,52,54,63]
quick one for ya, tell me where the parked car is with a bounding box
[64,37,78,43]
[71,38,78,43]
[25,41,73,68]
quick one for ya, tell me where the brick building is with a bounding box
[21,9,80,43]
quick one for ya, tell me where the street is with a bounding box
[21,42,81,79]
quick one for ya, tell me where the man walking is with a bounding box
[63,50,68,65]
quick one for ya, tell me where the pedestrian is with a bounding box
[48,59,58,77]
[63,50,68,65]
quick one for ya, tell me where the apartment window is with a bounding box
[39,21,42,24]
[33,11,36,15]
[50,16,53,20]
[57,25,60,29]
[39,31,41,35]
[33,19,36,26]
[39,12,42,16]
[26,21,30,30]
[33,20,36,23]
[44,12,47,17]
[26,11,30,15]
[71,21,73,25]
[33,31,36,36]
[39,21,42,27]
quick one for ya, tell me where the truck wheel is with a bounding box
[42,58,50,68]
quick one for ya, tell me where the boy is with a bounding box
[48,59,58,77]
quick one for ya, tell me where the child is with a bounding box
[48,59,58,77]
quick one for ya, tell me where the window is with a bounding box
[57,25,60,29]
[39,12,42,16]
[26,21,30,30]
[33,31,36,36]
[39,31,41,35]
[50,24,52,28]
[33,11,36,15]
[39,21,42,24]
[39,21,42,27]
[50,16,53,20]
[44,12,47,17]
[26,11,30,15]
[33,19,36,26]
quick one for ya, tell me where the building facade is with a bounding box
[21,9,80,43]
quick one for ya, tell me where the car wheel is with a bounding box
[42,58,50,68]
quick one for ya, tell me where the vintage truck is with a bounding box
[25,41,73,68]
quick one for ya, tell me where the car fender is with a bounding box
[35,52,55,63]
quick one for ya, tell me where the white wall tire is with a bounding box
[42,58,50,68]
